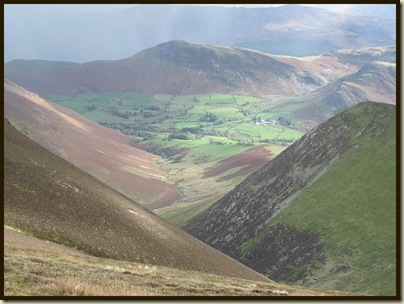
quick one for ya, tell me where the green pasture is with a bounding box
[45,92,303,155]
[154,138,252,163]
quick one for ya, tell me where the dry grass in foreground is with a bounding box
[4,227,359,297]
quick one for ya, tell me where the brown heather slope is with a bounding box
[203,145,272,181]
[4,79,180,209]
[4,117,270,283]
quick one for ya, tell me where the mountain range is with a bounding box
[4,41,396,121]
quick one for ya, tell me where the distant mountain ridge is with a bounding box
[3,40,321,96]
[185,102,396,295]
[4,41,396,110]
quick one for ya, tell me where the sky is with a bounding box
[4,4,396,63]
[4,4,283,62]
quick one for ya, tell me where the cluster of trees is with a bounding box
[258,138,295,145]
[168,133,191,140]
[109,106,130,119]
[277,116,292,126]
[139,143,187,163]
[142,112,156,118]
[99,122,161,137]
[200,112,218,122]
[86,104,97,111]
[208,137,254,146]
[145,105,161,111]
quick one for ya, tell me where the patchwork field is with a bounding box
[44,92,303,147]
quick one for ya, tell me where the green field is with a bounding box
[44,92,303,151]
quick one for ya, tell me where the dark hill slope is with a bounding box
[4,79,179,209]
[185,102,396,295]
[4,118,270,283]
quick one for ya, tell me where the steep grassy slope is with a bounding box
[4,118,271,283]
[185,102,396,295]
[4,80,179,209]
[4,227,357,297]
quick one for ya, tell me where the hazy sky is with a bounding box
[5,4,281,14]
[4,4,395,63]
[4,4,283,63]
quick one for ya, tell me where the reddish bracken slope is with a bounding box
[4,79,180,209]
[203,145,272,181]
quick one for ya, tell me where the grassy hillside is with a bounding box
[185,102,397,295]
[4,117,272,283]
[4,227,357,297]
[266,115,396,294]
[243,103,396,295]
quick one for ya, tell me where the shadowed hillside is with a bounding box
[4,79,179,209]
[4,117,271,283]
[185,102,396,295]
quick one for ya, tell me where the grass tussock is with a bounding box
[52,276,154,296]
